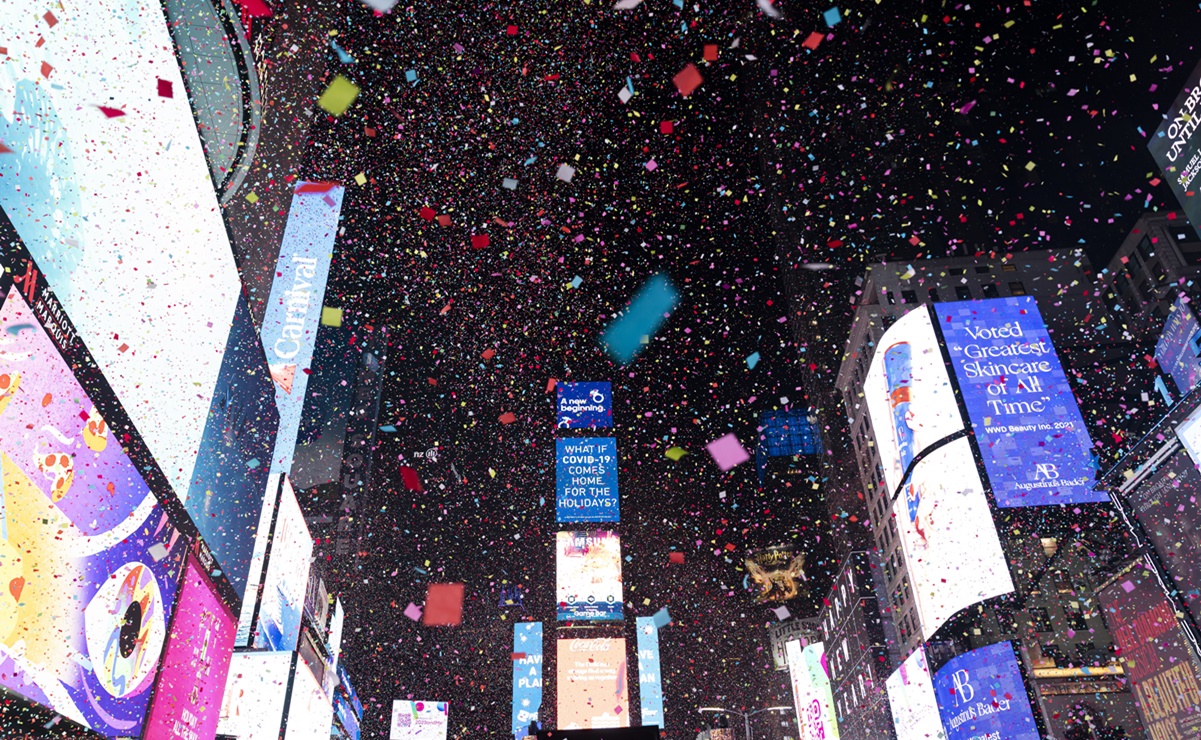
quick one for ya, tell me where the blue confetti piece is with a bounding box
[823,6,841,27]
[651,607,672,628]
[379,425,397,432]
[570,275,583,289]
[245,458,260,469]
[405,69,418,83]
[601,273,679,364]
[746,351,760,369]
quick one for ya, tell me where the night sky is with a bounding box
[286,1,1201,738]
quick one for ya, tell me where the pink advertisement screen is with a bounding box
[142,554,237,740]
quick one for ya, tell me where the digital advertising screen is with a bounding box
[556,381,613,428]
[932,642,1040,740]
[217,651,292,740]
[557,637,630,730]
[635,617,664,729]
[263,181,344,474]
[0,0,244,503]
[142,553,238,740]
[390,699,450,740]
[785,640,839,740]
[0,274,188,736]
[236,473,284,647]
[556,530,624,621]
[285,658,336,740]
[886,647,946,740]
[1154,296,1201,396]
[937,297,1105,507]
[1098,561,1201,738]
[185,292,281,599]
[1149,59,1201,240]
[556,438,620,523]
[864,305,966,497]
[254,476,314,651]
[893,437,1014,640]
[512,622,544,737]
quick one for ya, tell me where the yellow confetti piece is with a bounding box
[354,172,367,186]
[318,75,360,116]
[245,192,259,203]
[320,306,343,327]
[665,446,688,461]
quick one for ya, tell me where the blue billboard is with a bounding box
[636,617,664,729]
[556,382,613,428]
[262,181,344,474]
[1154,296,1201,396]
[511,622,543,737]
[556,438,619,522]
[933,642,1039,740]
[187,293,281,598]
[936,297,1105,508]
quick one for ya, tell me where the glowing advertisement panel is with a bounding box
[1155,296,1201,396]
[864,305,967,496]
[893,438,1013,640]
[785,641,838,740]
[217,651,291,740]
[1098,562,1201,738]
[556,381,613,428]
[556,438,620,523]
[0,0,244,502]
[511,622,543,737]
[886,647,946,740]
[142,553,238,740]
[635,617,664,729]
[933,642,1039,740]
[185,293,280,599]
[1149,59,1201,240]
[285,659,335,740]
[936,298,1103,507]
[557,638,630,730]
[236,473,283,647]
[254,477,314,651]
[556,530,624,621]
[263,182,344,474]
[0,281,187,736]
[390,700,450,740]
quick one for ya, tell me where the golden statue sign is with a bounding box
[744,545,807,603]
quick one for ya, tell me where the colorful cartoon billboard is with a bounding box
[556,531,624,621]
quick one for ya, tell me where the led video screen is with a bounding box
[0,280,187,736]
[218,651,292,740]
[556,438,620,523]
[255,476,314,651]
[635,617,663,729]
[557,637,630,730]
[785,640,838,740]
[1149,59,1201,241]
[933,641,1039,740]
[886,647,945,740]
[556,531,624,621]
[936,297,1105,507]
[1154,296,1201,396]
[511,622,544,736]
[390,699,450,739]
[556,382,613,428]
[285,658,336,740]
[0,0,244,502]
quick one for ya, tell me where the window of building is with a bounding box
[1008,281,1027,296]
[928,287,941,302]
[974,265,991,274]
[1065,601,1088,631]
[949,267,967,276]
[981,283,1000,298]
[901,289,918,304]
[1002,264,1017,272]
[955,285,973,300]
[1029,607,1053,633]
[1041,642,1069,667]
[1137,235,1156,263]
[885,290,896,305]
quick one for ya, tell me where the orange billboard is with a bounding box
[556,638,629,730]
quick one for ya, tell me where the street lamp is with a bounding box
[699,705,793,740]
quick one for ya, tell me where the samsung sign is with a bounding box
[1150,59,1201,239]
[936,297,1105,508]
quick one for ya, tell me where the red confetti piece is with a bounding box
[157,79,173,98]
[471,234,490,249]
[673,64,703,97]
[98,106,126,119]
[498,411,517,424]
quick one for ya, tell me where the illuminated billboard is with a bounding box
[557,638,630,730]
[933,642,1039,740]
[893,438,1013,640]
[254,477,314,651]
[886,647,945,740]
[636,617,664,729]
[185,292,280,599]
[1098,561,1201,737]
[1155,296,1201,396]
[217,651,292,740]
[556,382,613,428]
[556,438,620,523]
[785,641,838,740]
[511,622,544,737]
[936,297,1105,507]
[263,182,344,474]
[285,659,335,740]
[556,531,624,621]
[0,0,245,502]
[390,700,450,739]
[1149,59,1201,240]
[0,277,188,736]
[142,553,238,740]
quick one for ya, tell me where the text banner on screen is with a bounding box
[1154,296,1201,396]
[511,622,544,737]
[936,297,1106,507]
[635,617,664,729]
[933,641,1040,740]
[556,531,624,621]
[886,647,946,740]
[390,700,449,740]
[1149,59,1201,240]
[557,382,613,428]
[0,263,188,735]
[557,638,630,730]
[1098,561,1201,738]
[263,182,344,474]
[556,438,620,523]
[786,641,839,740]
